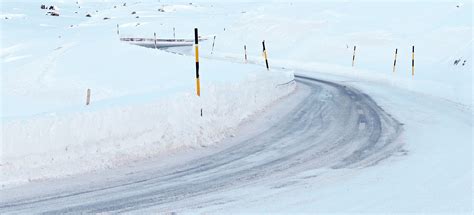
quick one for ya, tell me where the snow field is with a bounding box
[0,0,472,212]
[207,1,472,106]
[1,1,295,186]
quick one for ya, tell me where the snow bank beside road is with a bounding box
[1,1,295,186]
[2,69,294,186]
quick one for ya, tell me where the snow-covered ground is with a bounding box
[1,1,295,186]
[1,0,472,213]
[209,1,472,106]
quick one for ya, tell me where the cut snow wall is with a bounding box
[1,71,295,186]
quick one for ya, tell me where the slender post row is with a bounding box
[262,40,269,70]
[393,48,398,73]
[352,45,356,67]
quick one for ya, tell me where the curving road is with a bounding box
[0,75,403,213]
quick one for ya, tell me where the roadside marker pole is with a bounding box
[211,35,216,54]
[352,45,356,67]
[116,24,119,35]
[194,28,200,97]
[173,27,176,40]
[194,28,202,116]
[411,45,415,77]
[154,32,157,49]
[262,40,269,70]
[86,89,91,105]
[393,48,398,73]
[244,45,247,63]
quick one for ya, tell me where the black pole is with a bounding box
[262,40,269,70]
[244,45,247,62]
[412,45,415,76]
[352,45,356,67]
[393,48,398,73]
[154,32,157,49]
[211,36,216,54]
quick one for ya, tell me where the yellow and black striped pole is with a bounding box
[194,28,202,116]
[194,28,200,97]
[411,45,415,77]
[262,40,269,70]
[393,48,398,73]
[244,45,247,63]
[352,45,356,67]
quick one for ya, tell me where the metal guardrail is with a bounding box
[120,38,192,42]
[120,37,207,42]
[120,37,208,48]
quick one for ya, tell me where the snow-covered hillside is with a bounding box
[209,1,472,106]
[0,0,472,213]
[1,1,295,185]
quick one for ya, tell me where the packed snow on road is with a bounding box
[1,0,471,213]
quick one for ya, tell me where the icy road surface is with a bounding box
[0,75,403,213]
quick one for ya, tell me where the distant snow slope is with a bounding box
[207,1,472,106]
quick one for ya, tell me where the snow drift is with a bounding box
[0,1,295,186]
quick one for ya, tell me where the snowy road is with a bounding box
[0,75,403,213]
